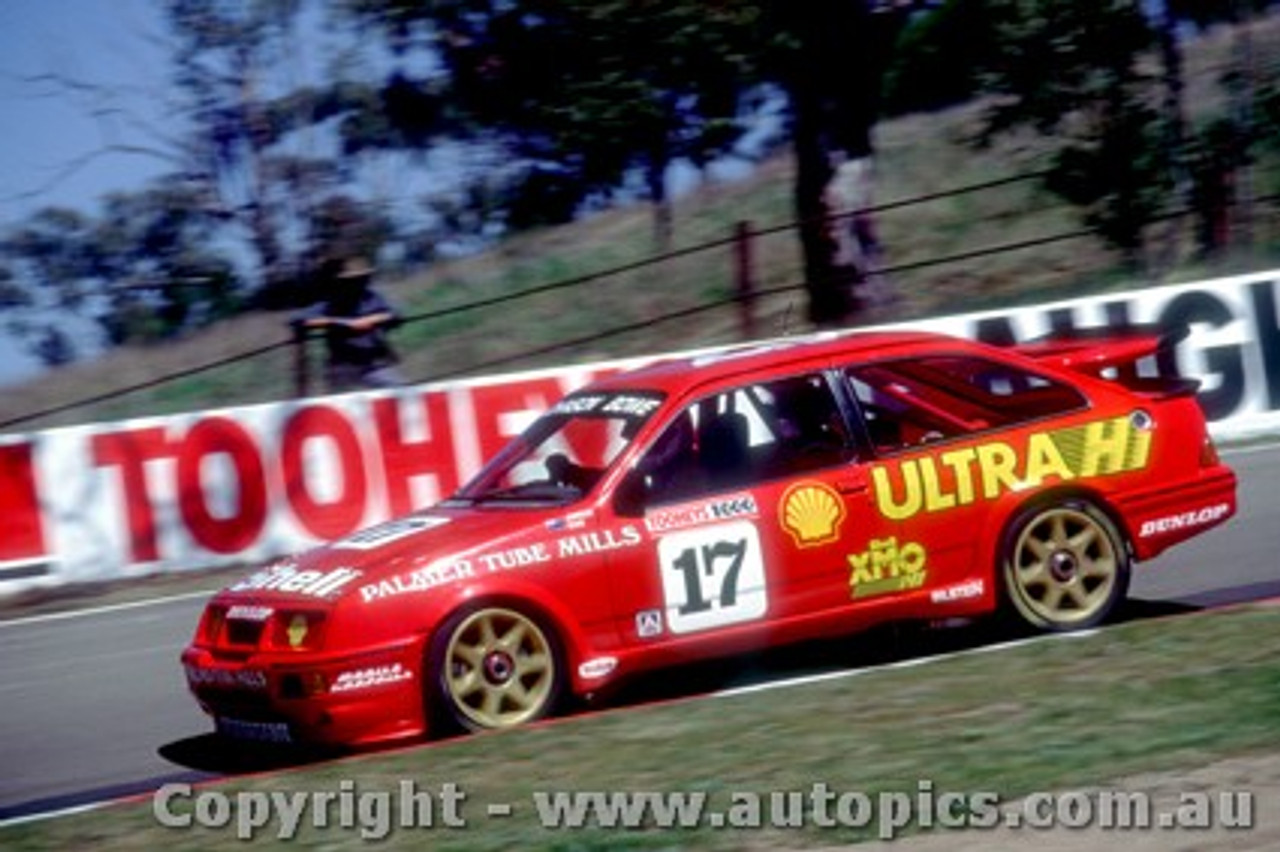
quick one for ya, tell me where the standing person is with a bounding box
[293,256,406,392]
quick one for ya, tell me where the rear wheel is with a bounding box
[432,606,562,733]
[1000,500,1129,631]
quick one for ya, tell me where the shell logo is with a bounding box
[780,482,846,547]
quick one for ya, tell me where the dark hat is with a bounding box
[335,256,376,279]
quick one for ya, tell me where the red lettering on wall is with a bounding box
[281,406,367,540]
[91,428,172,562]
[372,393,459,516]
[559,418,614,469]
[0,443,48,565]
[470,378,569,462]
[176,417,268,554]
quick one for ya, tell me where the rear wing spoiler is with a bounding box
[1006,325,1201,398]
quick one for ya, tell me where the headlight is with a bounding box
[273,610,327,651]
[198,605,226,643]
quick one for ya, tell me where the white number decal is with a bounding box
[658,521,767,634]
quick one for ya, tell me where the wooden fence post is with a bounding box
[734,220,757,341]
[292,324,310,398]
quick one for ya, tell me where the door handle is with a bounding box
[834,478,867,495]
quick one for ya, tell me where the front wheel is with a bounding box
[431,606,563,733]
[1000,500,1130,632]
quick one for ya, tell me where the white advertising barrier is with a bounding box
[1,269,1277,595]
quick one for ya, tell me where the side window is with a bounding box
[760,373,852,474]
[635,373,851,505]
[637,407,701,504]
[847,356,1085,453]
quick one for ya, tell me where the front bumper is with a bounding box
[181,639,427,747]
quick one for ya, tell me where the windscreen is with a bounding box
[452,391,665,505]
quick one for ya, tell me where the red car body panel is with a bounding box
[182,330,1237,746]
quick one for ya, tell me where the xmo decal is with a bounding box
[848,537,927,599]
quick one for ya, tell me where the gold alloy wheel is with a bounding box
[1005,504,1123,629]
[442,607,557,730]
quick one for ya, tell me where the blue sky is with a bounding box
[0,0,170,225]
[0,1,779,388]
[0,0,175,385]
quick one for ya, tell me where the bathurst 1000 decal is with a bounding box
[644,493,759,533]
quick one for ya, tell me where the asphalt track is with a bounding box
[2,443,1277,822]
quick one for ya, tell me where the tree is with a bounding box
[34,327,76,367]
[1167,0,1277,30]
[0,264,29,311]
[2,189,243,349]
[334,0,766,248]
[979,0,1172,266]
[768,0,909,325]
[882,0,996,117]
[1152,0,1275,264]
[1,208,106,365]
[163,0,359,306]
[338,0,916,323]
[1,0,476,372]
[91,186,244,343]
[3,207,103,312]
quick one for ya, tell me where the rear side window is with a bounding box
[846,355,1086,453]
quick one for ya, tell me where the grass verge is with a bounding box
[3,603,1278,850]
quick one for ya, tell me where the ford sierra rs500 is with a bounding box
[182,329,1236,745]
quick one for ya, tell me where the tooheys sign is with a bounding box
[0,271,1277,594]
[0,367,627,593]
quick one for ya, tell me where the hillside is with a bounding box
[1,16,1276,433]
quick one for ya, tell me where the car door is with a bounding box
[602,370,899,649]
[840,353,1089,609]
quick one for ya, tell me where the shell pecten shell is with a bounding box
[780,482,846,547]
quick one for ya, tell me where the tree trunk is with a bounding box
[647,128,674,252]
[791,103,850,327]
[1232,0,1254,249]
[772,0,897,327]
[1155,2,1189,275]
[241,54,289,306]
[648,172,673,253]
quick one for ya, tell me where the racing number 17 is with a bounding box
[658,521,767,634]
[669,539,747,615]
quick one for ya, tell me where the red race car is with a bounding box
[182,329,1237,746]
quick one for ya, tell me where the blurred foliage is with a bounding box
[336,0,769,242]
[0,0,1276,372]
[764,1,910,324]
[1169,0,1276,29]
[978,0,1277,264]
[882,0,995,116]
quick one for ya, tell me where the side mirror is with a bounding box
[613,470,648,518]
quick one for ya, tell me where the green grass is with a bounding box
[5,604,1278,850]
